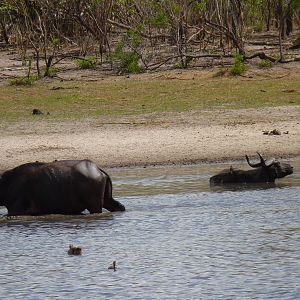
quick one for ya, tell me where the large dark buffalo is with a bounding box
[210,153,293,186]
[0,160,125,216]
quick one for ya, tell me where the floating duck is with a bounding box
[108,261,116,271]
[68,245,82,255]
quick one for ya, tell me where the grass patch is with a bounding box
[9,75,39,86]
[1,72,299,122]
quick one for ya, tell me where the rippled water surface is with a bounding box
[1,159,299,299]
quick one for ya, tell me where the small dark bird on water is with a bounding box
[108,261,116,271]
[68,245,82,255]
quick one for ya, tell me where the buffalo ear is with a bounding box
[265,158,275,167]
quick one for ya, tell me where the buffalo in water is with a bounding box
[210,153,293,186]
[0,159,125,216]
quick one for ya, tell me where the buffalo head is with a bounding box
[210,153,293,186]
[245,153,293,180]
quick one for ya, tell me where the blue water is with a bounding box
[0,160,299,299]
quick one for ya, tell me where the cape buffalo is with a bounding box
[209,153,293,186]
[0,160,125,216]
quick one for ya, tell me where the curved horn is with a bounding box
[245,153,264,168]
[257,152,267,167]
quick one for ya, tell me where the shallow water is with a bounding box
[0,159,299,299]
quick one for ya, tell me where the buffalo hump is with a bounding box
[74,160,105,181]
[0,159,125,216]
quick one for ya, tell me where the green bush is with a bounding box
[113,42,141,74]
[254,21,264,32]
[9,75,39,86]
[43,65,57,77]
[259,59,272,68]
[230,54,246,76]
[175,56,193,69]
[75,56,97,69]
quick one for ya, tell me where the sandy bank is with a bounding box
[0,106,299,171]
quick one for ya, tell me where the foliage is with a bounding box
[290,0,300,10]
[259,59,273,68]
[175,56,193,69]
[43,66,57,77]
[230,54,246,76]
[148,9,170,29]
[0,0,299,73]
[52,37,61,49]
[75,57,97,69]
[113,42,141,74]
[253,20,264,32]
[9,75,38,86]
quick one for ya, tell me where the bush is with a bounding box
[230,54,245,76]
[75,56,97,69]
[43,66,57,77]
[9,75,39,86]
[175,56,193,69]
[259,59,272,68]
[113,42,141,74]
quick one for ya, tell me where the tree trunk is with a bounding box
[0,20,9,44]
[277,0,286,39]
[266,0,272,31]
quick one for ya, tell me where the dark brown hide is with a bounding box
[0,160,125,216]
[210,153,293,186]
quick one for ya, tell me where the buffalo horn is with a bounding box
[257,152,267,167]
[245,153,266,168]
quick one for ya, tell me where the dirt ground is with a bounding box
[0,42,299,171]
[0,105,299,171]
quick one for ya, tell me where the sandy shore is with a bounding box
[0,106,299,171]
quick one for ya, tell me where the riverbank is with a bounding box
[0,105,299,171]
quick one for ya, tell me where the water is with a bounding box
[0,160,299,299]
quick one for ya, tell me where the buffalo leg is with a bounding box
[86,183,105,214]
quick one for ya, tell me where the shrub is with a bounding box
[259,59,272,68]
[9,75,39,86]
[75,56,97,69]
[43,65,57,77]
[230,54,245,76]
[113,42,141,74]
[254,21,264,32]
[175,56,193,69]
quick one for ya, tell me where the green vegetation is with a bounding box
[259,59,273,68]
[1,72,299,122]
[9,75,39,86]
[113,42,141,74]
[42,66,57,77]
[75,57,97,69]
[230,54,246,76]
